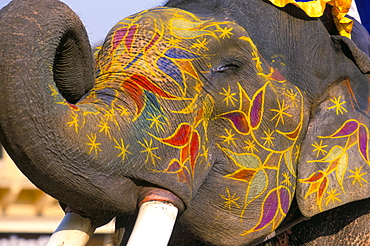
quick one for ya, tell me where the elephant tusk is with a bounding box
[126,200,179,246]
[46,211,96,246]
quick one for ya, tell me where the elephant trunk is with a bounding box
[0,0,138,215]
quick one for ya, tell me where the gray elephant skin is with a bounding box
[0,0,370,245]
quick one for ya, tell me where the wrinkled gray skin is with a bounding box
[0,0,369,245]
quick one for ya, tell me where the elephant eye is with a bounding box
[212,62,240,73]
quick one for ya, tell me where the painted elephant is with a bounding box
[0,0,369,245]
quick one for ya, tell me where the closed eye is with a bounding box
[212,63,240,73]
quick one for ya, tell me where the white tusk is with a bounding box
[127,201,178,246]
[45,212,95,246]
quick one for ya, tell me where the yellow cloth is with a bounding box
[268,0,353,38]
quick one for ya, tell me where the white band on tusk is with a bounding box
[45,212,95,246]
[127,201,179,246]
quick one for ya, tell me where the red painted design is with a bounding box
[122,74,177,116]
[326,158,339,174]
[156,122,201,184]
[284,124,301,139]
[161,124,192,147]
[129,74,176,99]
[125,25,138,53]
[145,32,160,52]
[112,28,128,52]
[229,169,256,182]
[269,68,286,82]
[121,80,145,116]
[219,111,250,134]
[190,131,200,173]
[177,167,191,184]
[67,103,79,111]
[167,160,182,172]
[317,176,328,202]
[303,171,324,182]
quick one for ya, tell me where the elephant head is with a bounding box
[1,0,369,245]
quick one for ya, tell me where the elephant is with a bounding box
[0,0,369,245]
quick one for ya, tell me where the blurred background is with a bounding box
[0,0,162,245]
[0,0,163,45]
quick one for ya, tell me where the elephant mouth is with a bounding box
[137,186,185,212]
[48,183,185,246]
[116,184,186,245]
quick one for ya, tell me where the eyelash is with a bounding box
[211,63,240,73]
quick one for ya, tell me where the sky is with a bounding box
[0,0,164,44]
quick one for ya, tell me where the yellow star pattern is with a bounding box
[220,187,240,210]
[219,128,237,146]
[86,133,102,156]
[103,107,119,126]
[261,129,275,147]
[220,86,238,107]
[114,138,131,162]
[284,89,300,108]
[117,105,131,117]
[190,38,209,52]
[98,120,111,138]
[217,26,234,39]
[138,138,161,165]
[270,99,292,127]
[311,140,328,157]
[325,188,342,206]
[147,112,167,133]
[348,166,368,187]
[244,139,259,153]
[67,112,79,133]
[327,96,348,115]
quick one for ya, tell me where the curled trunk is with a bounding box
[0,0,138,216]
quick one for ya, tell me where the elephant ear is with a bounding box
[331,35,370,74]
[296,76,370,217]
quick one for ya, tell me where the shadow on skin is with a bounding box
[263,197,370,245]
